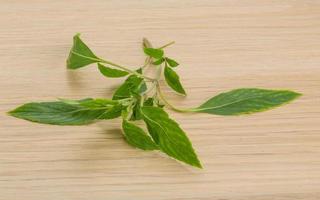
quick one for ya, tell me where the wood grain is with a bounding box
[1,1,320,199]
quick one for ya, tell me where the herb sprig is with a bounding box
[8,34,302,168]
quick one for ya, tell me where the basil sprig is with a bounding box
[9,34,301,168]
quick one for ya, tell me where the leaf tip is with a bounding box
[292,90,303,98]
[7,107,20,118]
[191,159,203,169]
[6,110,14,116]
[74,33,81,39]
[281,89,302,102]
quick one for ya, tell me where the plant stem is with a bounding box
[141,56,152,70]
[159,41,175,49]
[99,59,154,81]
[155,83,190,113]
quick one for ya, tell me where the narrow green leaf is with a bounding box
[9,102,100,125]
[144,48,164,59]
[153,58,165,65]
[194,88,301,115]
[164,65,186,95]
[122,120,158,151]
[67,33,100,69]
[8,99,122,125]
[98,63,129,78]
[165,57,179,67]
[141,106,202,168]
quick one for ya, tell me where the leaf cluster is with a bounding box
[8,34,302,168]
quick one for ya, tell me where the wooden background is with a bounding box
[1,1,319,199]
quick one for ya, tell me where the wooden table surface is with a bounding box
[1,1,320,199]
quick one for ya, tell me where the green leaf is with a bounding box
[194,88,301,115]
[8,99,122,125]
[98,104,123,119]
[153,58,165,65]
[165,57,179,67]
[67,33,100,69]
[122,120,158,151]
[144,48,164,59]
[141,106,202,168]
[112,70,147,100]
[98,63,129,78]
[164,65,186,95]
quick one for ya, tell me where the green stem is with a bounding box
[156,83,191,113]
[141,56,152,70]
[99,59,154,81]
[159,41,175,49]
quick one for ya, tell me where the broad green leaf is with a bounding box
[141,106,202,168]
[112,69,147,100]
[153,58,165,65]
[67,34,100,69]
[122,120,158,150]
[164,65,186,95]
[144,48,164,59]
[9,99,122,125]
[194,88,301,115]
[165,57,179,67]
[98,63,129,78]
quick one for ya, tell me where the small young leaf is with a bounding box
[112,68,147,100]
[164,65,186,95]
[144,48,164,59]
[141,106,202,168]
[122,120,158,151]
[142,38,152,49]
[194,88,301,115]
[98,63,129,78]
[67,34,100,69]
[153,58,165,65]
[165,57,179,67]
[143,98,154,106]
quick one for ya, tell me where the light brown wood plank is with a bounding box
[0,1,319,199]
